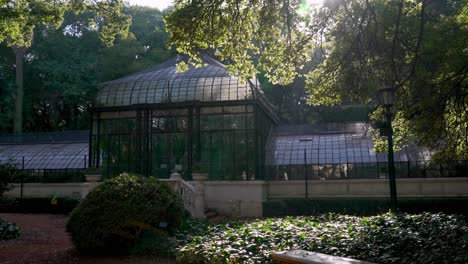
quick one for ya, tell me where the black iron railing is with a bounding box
[0,156,87,184]
[265,160,468,181]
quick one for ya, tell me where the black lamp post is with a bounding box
[377,86,398,211]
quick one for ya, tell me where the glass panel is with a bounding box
[223,131,235,180]
[223,114,246,130]
[210,132,223,180]
[201,115,222,130]
[151,117,167,132]
[176,117,189,132]
[223,105,245,113]
[170,133,188,175]
[235,131,248,179]
[246,113,254,129]
[201,107,223,114]
[99,111,137,119]
[150,134,170,178]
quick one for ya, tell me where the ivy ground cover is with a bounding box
[176,213,468,264]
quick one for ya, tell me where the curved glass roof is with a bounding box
[266,124,432,165]
[0,143,88,169]
[0,131,89,169]
[96,55,263,108]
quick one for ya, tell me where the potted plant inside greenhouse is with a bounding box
[83,167,102,182]
[191,162,208,181]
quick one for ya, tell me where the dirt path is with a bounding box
[0,214,175,264]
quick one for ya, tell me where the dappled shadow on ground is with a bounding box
[0,213,175,264]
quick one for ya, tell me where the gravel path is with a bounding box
[0,213,175,264]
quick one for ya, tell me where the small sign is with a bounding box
[161,164,167,169]
[159,222,168,228]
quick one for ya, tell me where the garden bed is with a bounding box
[1,212,466,264]
[176,212,468,264]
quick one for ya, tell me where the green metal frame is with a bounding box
[90,100,276,180]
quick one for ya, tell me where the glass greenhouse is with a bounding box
[264,124,444,180]
[2,57,465,183]
[90,55,278,180]
[0,131,88,182]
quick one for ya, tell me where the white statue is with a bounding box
[241,171,247,180]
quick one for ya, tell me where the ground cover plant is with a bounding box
[66,173,184,254]
[176,213,468,264]
[0,219,20,240]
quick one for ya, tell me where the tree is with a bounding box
[165,0,468,160]
[0,0,131,133]
[0,6,174,132]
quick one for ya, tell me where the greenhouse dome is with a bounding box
[90,54,279,180]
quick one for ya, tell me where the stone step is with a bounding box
[273,250,375,264]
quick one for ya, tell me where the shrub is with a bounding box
[176,213,468,264]
[0,219,20,240]
[66,173,184,255]
[0,160,19,198]
[130,229,178,257]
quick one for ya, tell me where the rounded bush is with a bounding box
[66,173,184,254]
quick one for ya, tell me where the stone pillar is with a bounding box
[169,172,182,180]
[192,173,208,219]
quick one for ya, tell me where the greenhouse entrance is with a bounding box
[90,55,278,180]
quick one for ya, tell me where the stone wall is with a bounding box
[6,177,468,217]
[6,182,99,199]
[203,181,267,218]
[267,178,468,199]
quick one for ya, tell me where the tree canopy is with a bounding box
[0,5,173,132]
[0,0,132,133]
[0,0,131,48]
[165,0,468,160]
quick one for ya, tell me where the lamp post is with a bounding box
[377,86,397,211]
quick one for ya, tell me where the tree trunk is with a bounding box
[13,46,26,134]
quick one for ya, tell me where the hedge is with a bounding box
[66,173,184,254]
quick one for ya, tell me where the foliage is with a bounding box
[176,213,468,264]
[130,229,178,257]
[66,173,184,254]
[165,0,313,84]
[0,6,174,132]
[0,219,20,240]
[165,0,468,159]
[0,0,130,48]
[0,159,18,198]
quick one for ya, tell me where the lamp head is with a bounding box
[377,86,395,107]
